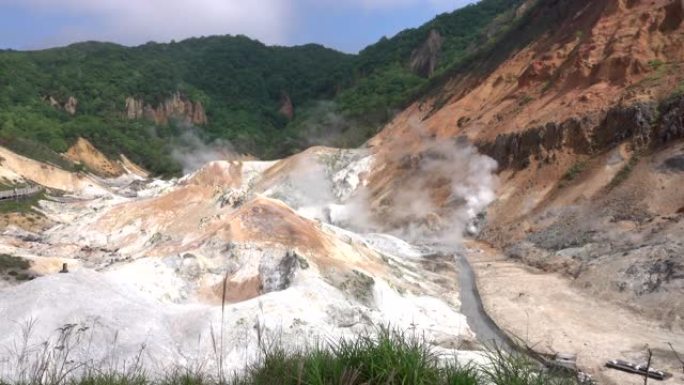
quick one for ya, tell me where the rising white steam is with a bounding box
[263,137,498,247]
[170,131,239,174]
[383,137,498,246]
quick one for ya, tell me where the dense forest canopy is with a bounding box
[0,0,525,176]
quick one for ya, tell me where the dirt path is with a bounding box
[464,241,684,385]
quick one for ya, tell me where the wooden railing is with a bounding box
[0,186,42,201]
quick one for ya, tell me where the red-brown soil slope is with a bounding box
[368,0,684,330]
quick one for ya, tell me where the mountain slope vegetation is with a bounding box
[0,38,353,175]
[0,0,526,175]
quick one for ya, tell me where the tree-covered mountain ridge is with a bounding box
[0,0,528,176]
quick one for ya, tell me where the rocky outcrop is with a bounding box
[656,94,684,143]
[46,96,60,109]
[125,97,144,120]
[258,250,298,293]
[514,0,535,18]
[64,96,78,115]
[518,59,556,88]
[478,96,684,171]
[409,29,444,78]
[278,91,294,120]
[325,269,375,306]
[477,116,596,170]
[192,101,207,125]
[64,137,125,177]
[125,92,207,126]
[43,95,78,115]
[659,0,683,32]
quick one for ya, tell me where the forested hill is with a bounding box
[0,38,353,175]
[0,0,526,176]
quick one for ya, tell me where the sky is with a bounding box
[0,0,477,53]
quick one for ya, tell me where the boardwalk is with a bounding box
[0,186,42,201]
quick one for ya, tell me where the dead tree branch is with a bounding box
[668,342,684,373]
[644,348,652,385]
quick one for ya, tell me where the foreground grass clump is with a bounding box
[0,328,583,385]
[234,329,479,385]
[482,346,580,385]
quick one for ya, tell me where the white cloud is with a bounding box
[0,0,479,50]
[308,0,473,12]
[3,0,292,47]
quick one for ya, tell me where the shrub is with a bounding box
[520,95,534,106]
[607,154,640,190]
[669,80,684,100]
[0,254,32,282]
[0,254,30,271]
[648,59,665,71]
[0,190,46,215]
[559,161,588,188]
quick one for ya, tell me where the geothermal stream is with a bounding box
[456,254,512,350]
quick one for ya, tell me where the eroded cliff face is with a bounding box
[368,0,684,219]
[375,0,684,143]
[125,92,208,126]
[476,97,684,171]
[410,29,444,78]
[366,0,684,327]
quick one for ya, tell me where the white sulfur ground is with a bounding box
[0,149,488,381]
[0,261,482,379]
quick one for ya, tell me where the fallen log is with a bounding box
[605,359,671,381]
